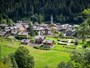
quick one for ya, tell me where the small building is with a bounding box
[19,27,27,32]
[65,30,74,36]
[17,32,29,38]
[42,40,54,48]
[0,31,7,37]
[21,39,30,44]
[4,26,18,35]
[43,28,51,35]
[15,22,29,32]
[0,24,8,29]
[33,26,52,35]
[10,26,18,35]
[35,36,45,44]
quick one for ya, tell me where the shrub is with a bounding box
[15,36,28,40]
[33,46,39,49]
[74,40,78,45]
[57,61,74,68]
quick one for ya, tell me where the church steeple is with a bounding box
[50,14,53,24]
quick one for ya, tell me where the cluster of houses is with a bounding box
[0,21,30,37]
[34,36,54,48]
[0,20,78,48]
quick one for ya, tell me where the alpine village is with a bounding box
[0,0,90,68]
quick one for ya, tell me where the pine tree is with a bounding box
[38,13,44,24]
[29,22,35,36]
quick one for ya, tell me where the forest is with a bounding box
[0,0,90,24]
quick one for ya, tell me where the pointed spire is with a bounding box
[50,14,53,24]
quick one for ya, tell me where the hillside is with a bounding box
[0,0,90,24]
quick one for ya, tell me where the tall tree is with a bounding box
[29,22,35,36]
[75,9,90,43]
[38,13,44,24]
[14,46,34,68]
[6,18,14,26]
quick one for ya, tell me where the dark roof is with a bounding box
[21,39,30,44]
[0,31,7,36]
[18,32,28,36]
[35,36,45,40]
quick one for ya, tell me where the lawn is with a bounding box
[0,37,76,68]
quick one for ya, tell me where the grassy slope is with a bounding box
[25,46,70,68]
[0,37,73,68]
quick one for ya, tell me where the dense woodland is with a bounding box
[0,0,90,24]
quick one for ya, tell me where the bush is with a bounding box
[82,45,87,48]
[71,40,75,43]
[39,45,50,50]
[34,31,38,36]
[57,61,74,68]
[15,36,28,40]
[74,40,78,45]
[33,46,39,49]
[30,40,35,43]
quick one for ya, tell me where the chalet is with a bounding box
[0,24,8,29]
[21,39,30,44]
[35,36,45,44]
[49,24,58,30]
[15,21,29,32]
[58,24,73,31]
[33,26,43,31]
[42,40,54,48]
[4,27,11,33]
[43,28,52,35]
[33,26,52,35]
[19,27,27,32]
[4,26,18,35]
[10,26,18,35]
[17,32,29,38]
[57,24,75,37]
[40,24,48,29]
[0,31,8,37]
[49,23,58,28]
[65,30,74,36]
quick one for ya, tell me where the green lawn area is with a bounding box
[0,37,78,68]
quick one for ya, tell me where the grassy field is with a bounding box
[0,37,78,68]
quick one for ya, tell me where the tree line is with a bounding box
[0,0,90,24]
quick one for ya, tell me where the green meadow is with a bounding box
[0,37,79,68]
